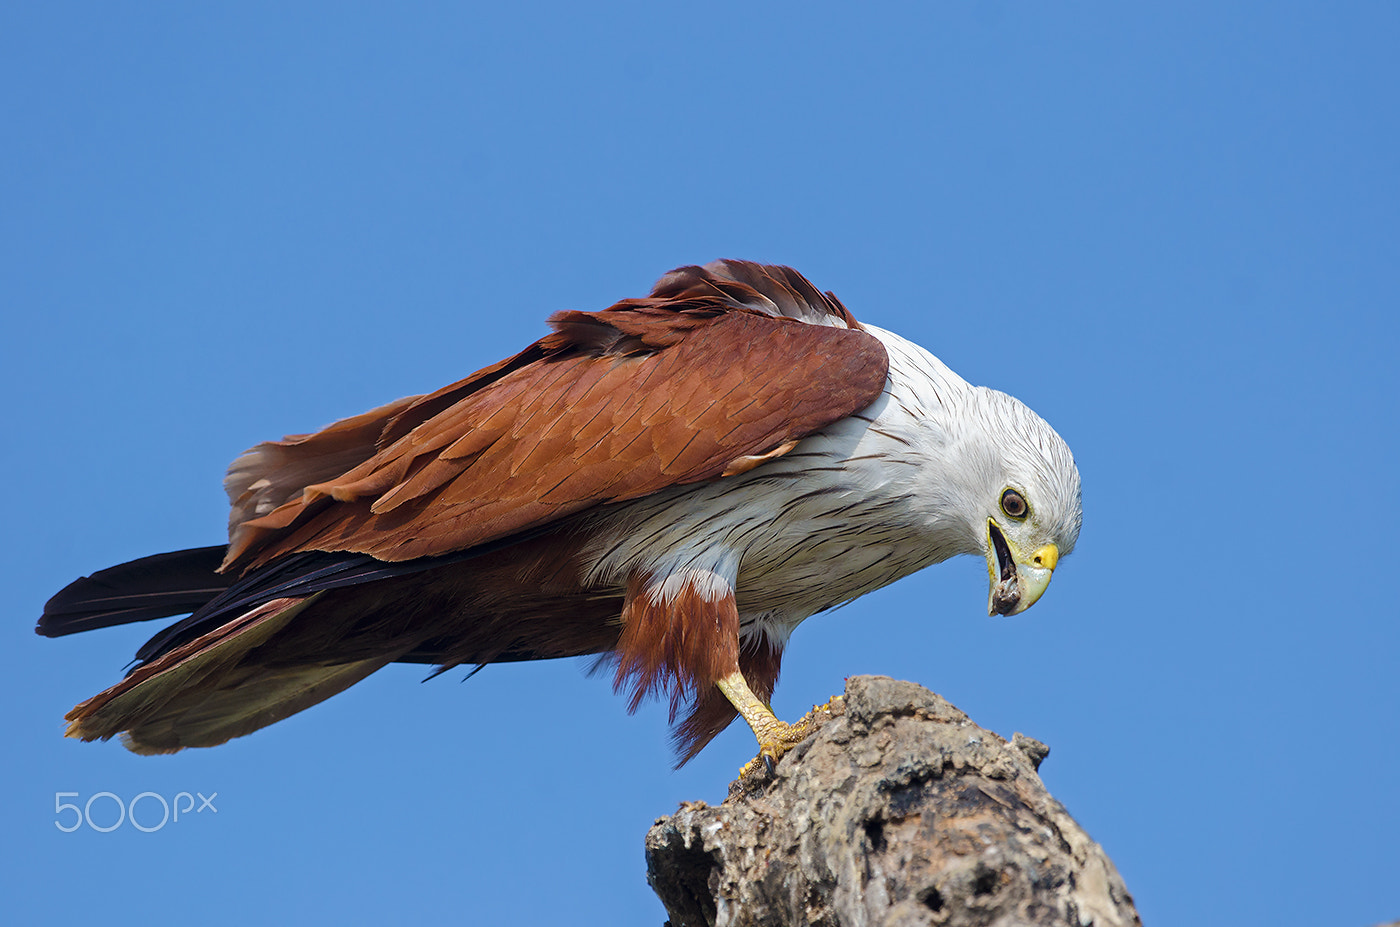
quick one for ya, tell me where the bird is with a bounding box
[37,260,1082,772]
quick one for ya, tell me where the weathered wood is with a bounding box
[647,676,1141,927]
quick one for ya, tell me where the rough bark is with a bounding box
[646,676,1141,927]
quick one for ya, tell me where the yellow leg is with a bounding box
[716,671,841,777]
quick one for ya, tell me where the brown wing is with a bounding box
[223,261,889,572]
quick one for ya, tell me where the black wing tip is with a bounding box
[37,546,232,639]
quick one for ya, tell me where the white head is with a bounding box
[867,325,1082,616]
[946,386,1082,615]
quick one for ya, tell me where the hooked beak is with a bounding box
[986,519,1058,616]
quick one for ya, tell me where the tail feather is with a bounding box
[43,545,463,753]
[113,657,391,754]
[63,593,395,753]
[38,546,233,638]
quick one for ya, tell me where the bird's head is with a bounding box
[958,388,1082,617]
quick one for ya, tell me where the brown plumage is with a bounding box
[224,293,880,570]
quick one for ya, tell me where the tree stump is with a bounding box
[646,676,1141,927]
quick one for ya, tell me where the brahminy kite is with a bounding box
[38,260,1082,771]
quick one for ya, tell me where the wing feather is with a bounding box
[222,261,889,571]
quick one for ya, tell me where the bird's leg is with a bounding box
[716,670,842,777]
[614,566,838,773]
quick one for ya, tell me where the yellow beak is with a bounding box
[986,518,1059,616]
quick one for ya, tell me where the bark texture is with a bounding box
[646,676,1141,927]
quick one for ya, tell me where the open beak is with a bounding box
[986,519,1058,616]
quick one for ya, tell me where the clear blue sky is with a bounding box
[3,4,1396,925]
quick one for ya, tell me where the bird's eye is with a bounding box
[1000,488,1029,520]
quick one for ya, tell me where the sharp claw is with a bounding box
[733,694,846,783]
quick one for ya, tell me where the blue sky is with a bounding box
[3,4,1396,925]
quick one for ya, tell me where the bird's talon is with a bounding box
[734,695,846,782]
